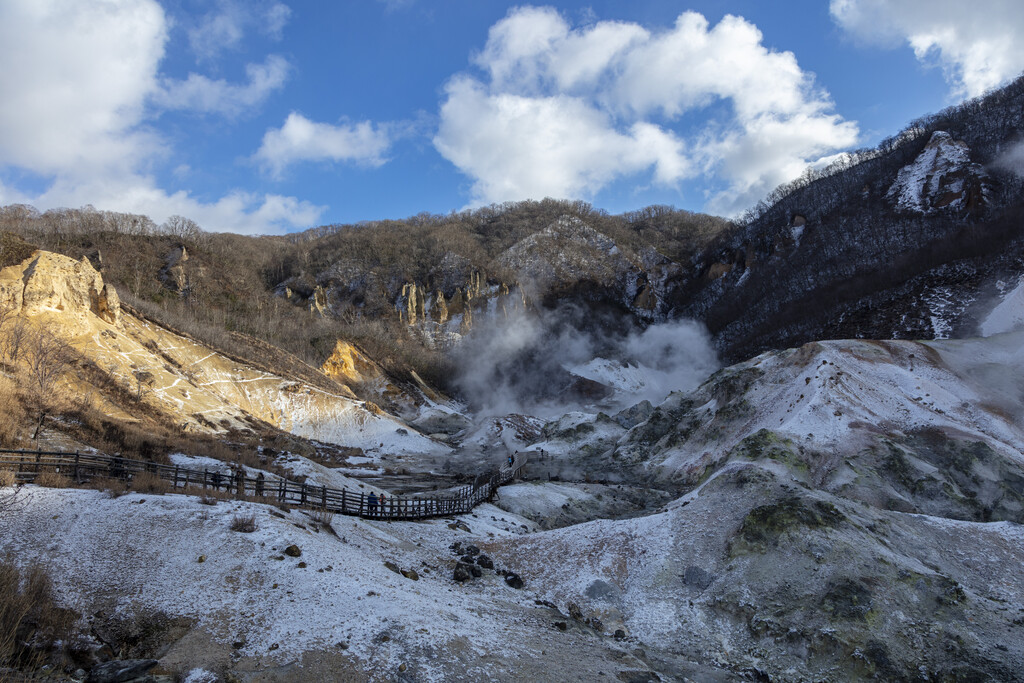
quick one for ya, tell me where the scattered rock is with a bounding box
[554,621,568,631]
[401,569,420,581]
[476,554,494,569]
[453,564,472,583]
[681,566,714,592]
[568,602,583,621]
[469,564,482,578]
[614,629,626,640]
[464,544,480,556]
[504,572,524,589]
[196,555,205,563]
[284,545,301,557]
[297,562,307,569]
[384,561,401,574]
[86,659,158,683]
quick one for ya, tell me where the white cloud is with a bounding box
[255,113,394,178]
[435,6,858,214]
[30,174,324,235]
[0,0,318,234]
[188,0,292,62]
[830,0,1024,98]
[435,78,688,202]
[155,55,290,117]
[0,0,166,178]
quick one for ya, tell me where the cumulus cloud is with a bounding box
[435,78,689,202]
[155,55,290,117]
[435,6,858,214]
[255,113,395,178]
[0,0,318,234]
[830,0,1024,98]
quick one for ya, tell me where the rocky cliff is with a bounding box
[0,250,444,457]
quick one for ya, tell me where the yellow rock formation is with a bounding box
[0,250,432,451]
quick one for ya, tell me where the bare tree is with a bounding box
[20,324,73,441]
[0,314,29,368]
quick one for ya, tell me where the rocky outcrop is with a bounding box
[497,217,677,320]
[395,270,526,346]
[887,131,991,214]
[0,250,121,329]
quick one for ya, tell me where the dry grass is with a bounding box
[83,477,128,498]
[32,471,71,489]
[0,558,77,671]
[128,471,170,495]
[230,513,257,532]
[0,469,15,488]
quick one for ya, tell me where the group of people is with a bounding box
[367,491,388,515]
[207,465,265,497]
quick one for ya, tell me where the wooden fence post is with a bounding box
[74,452,80,482]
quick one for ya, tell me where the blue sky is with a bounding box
[1,0,1023,234]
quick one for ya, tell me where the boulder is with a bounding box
[476,554,494,569]
[284,545,301,557]
[504,572,524,589]
[453,564,472,583]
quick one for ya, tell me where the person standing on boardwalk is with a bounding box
[368,491,378,516]
[255,472,265,497]
[379,492,387,516]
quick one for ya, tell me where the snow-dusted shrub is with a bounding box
[230,513,257,532]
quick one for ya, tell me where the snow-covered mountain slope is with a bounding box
[534,332,1024,523]
[492,462,1024,681]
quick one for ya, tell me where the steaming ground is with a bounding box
[451,306,719,418]
[371,312,721,494]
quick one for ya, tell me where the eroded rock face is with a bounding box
[321,340,384,388]
[887,131,991,215]
[0,250,121,329]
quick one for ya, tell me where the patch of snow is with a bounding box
[981,276,1024,336]
[887,131,973,213]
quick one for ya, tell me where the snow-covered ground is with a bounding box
[2,486,646,680]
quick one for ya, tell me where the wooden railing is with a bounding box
[0,448,527,521]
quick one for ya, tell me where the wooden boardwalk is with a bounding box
[0,448,527,521]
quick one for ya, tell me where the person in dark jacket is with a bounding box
[368,492,378,516]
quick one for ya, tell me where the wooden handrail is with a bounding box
[0,447,527,521]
